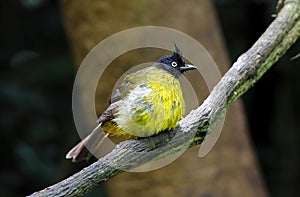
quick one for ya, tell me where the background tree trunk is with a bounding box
[60,0,267,196]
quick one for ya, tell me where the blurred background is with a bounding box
[0,0,299,196]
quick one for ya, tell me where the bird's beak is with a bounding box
[180,64,197,72]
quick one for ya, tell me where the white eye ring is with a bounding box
[171,61,177,67]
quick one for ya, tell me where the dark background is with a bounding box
[0,0,299,196]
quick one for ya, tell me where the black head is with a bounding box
[157,45,196,77]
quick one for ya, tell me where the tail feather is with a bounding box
[66,124,108,162]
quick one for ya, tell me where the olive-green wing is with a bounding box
[96,68,150,123]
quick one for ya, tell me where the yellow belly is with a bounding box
[101,68,185,140]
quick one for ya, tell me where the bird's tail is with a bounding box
[66,124,109,162]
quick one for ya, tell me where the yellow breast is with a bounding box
[101,67,185,139]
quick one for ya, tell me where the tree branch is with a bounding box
[29,1,300,196]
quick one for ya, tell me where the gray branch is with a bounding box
[29,1,300,196]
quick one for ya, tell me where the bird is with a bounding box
[66,45,197,162]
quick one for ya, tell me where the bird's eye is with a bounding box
[171,61,177,67]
